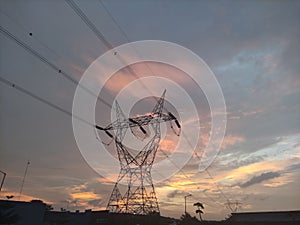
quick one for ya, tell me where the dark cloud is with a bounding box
[158,201,180,208]
[167,190,185,199]
[214,137,280,171]
[239,172,281,188]
[286,163,300,172]
[88,198,102,207]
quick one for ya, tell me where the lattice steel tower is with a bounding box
[96,90,180,215]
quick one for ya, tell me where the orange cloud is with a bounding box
[104,70,135,93]
[0,190,50,204]
[219,160,282,183]
[159,138,178,153]
[95,60,195,95]
[263,173,294,188]
[71,192,99,200]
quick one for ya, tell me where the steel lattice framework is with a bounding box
[96,91,180,215]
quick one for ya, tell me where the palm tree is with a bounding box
[193,202,204,221]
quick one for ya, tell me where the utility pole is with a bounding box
[19,161,30,200]
[0,170,6,192]
[184,194,192,215]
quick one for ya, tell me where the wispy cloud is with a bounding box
[239,171,281,188]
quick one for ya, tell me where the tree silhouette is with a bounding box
[193,202,204,221]
[179,212,199,225]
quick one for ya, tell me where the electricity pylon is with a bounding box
[226,200,242,212]
[96,90,180,215]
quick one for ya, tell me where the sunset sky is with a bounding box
[0,0,300,220]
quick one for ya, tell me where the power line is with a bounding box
[0,24,111,109]
[97,0,131,44]
[0,9,61,60]
[65,0,160,104]
[0,76,93,127]
[97,0,159,83]
[0,25,61,72]
[65,0,113,50]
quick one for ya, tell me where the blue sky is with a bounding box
[0,0,299,220]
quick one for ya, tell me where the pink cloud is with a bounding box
[221,135,245,150]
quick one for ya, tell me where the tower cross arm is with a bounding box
[102,112,179,131]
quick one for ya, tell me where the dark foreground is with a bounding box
[1,199,300,225]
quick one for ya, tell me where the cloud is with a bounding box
[70,192,99,200]
[166,190,185,199]
[221,135,245,150]
[239,171,281,188]
[262,174,294,188]
[88,198,103,207]
[216,155,264,172]
[286,163,300,172]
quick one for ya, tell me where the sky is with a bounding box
[0,0,300,221]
